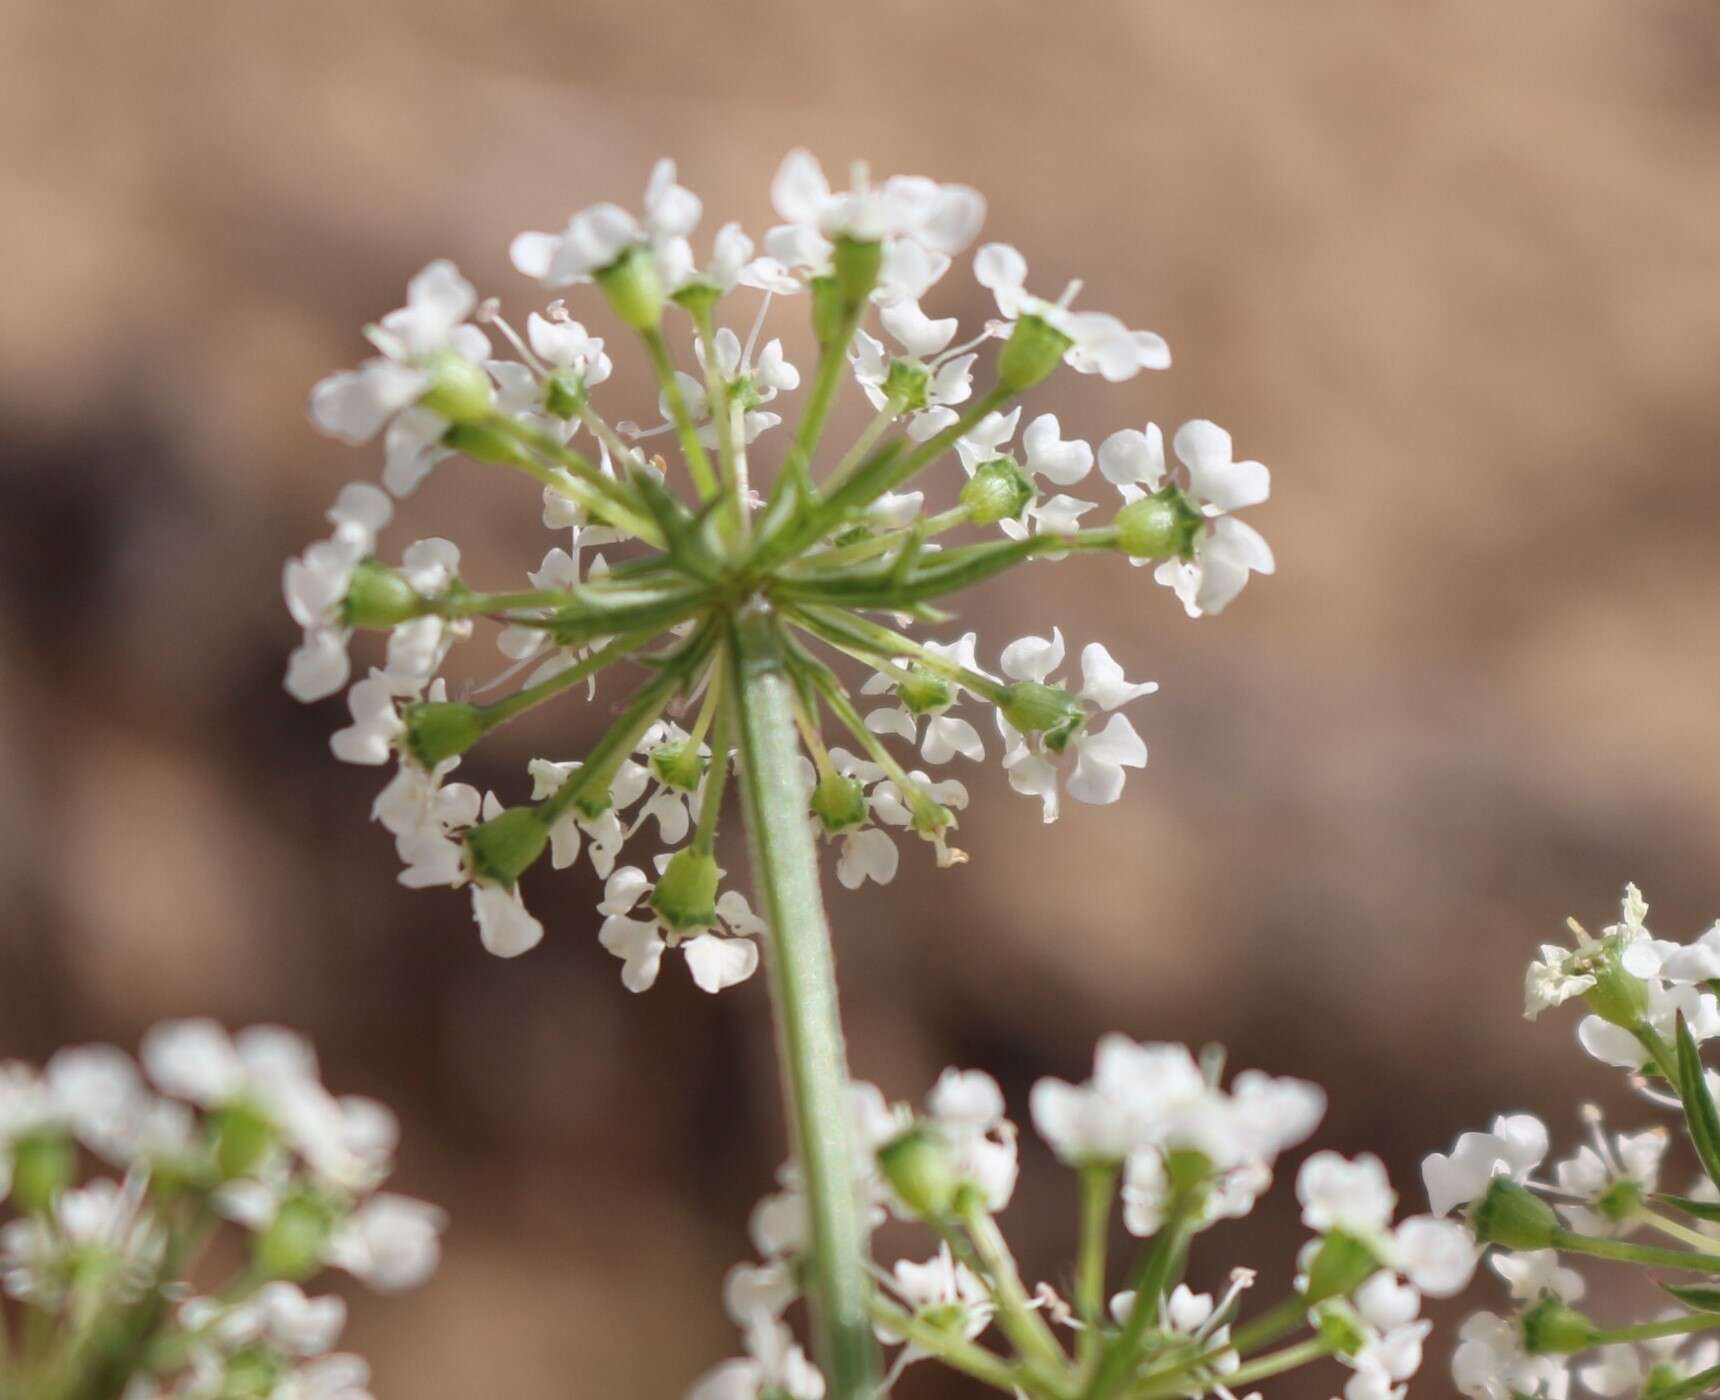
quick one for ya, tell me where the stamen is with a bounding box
[1056,278,1084,309]
[546,298,572,323]
[742,291,774,368]
[463,646,548,700]
[485,310,549,378]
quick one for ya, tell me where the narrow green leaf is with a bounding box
[1646,1359,1720,1400]
[1675,1013,1720,1193]
[1655,1194,1720,1225]
[1663,1284,1720,1313]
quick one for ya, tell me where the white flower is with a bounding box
[881,1244,993,1365]
[1,1178,163,1305]
[1390,1215,1480,1297]
[1577,979,1720,1070]
[997,629,1155,821]
[1523,942,1599,1020]
[1104,420,1273,617]
[1552,1120,1666,1235]
[763,149,985,304]
[1338,1272,1432,1400]
[862,632,989,766]
[283,483,393,702]
[974,242,1169,381]
[308,261,490,456]
[324,1193,446,1292]
[527,310,613,388]
[596,863,764,994]
[329,671,407,765]
[372,751,481,887]
[1489,1248,1585,1302]
[925,1068,1018,1211]
[512,158,702,289]
[1298,1151,1396,1235]
[528,756,642,879]
[1452,1310,1570,1400]
[850,319,975,441]
[470,881,544,959]
[689,1314,825,1400]
[1422,1114,1549,1217]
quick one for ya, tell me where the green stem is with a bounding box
[1639,1208,1720,1252]
[791,505,968,572]
[792,605,1011,705]
[690,311,750,545]
[479,628,664,730]
[641,327,721,502]
[869,1297,1025,1394]
[1226,1296,1310,1356]
[1591,1313,1720,1346]
[1076,1164,1119,1367]
[822,397,904,489]
[1083,1208,1195,1400]
[690,691,732,858]
[1140,1337,1333,1397]
[727,607,878,1398]
[778,302,871,503]
[480,415,663,545]
[959,1199,1072,1381]
[1552,1229,1720,1273]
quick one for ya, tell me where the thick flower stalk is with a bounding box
[699,1036,1477,1400]
[0,1021,443,1400]
[1428,886,1720,1400]
[284,150,1278,1395]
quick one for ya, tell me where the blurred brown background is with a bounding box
[2,1,1718,1394]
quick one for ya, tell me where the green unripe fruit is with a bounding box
[877,1125,960,1221]
[544,371,585,420]
[897,670,954,716]
[883,358,932,412]
[1313,1300,1369,1359]
[650,741,708,793]
[221,1347,285,1398]
[596,245,664,331]
[212,1100,276,1181]
[403,701,486,769]
[341,560,421,630]
[464,807,550,887]
[1471,1178,1559,1251]
[1000,681,1086,752]
[1115,488,1203,560]
[650,850,719,932]
[10,1132,75,1214]
[1302,1230,1383,1305]
[832,236,883,313]
[253,1191,337,1282]
[961,459,1034,526]
[1584,937,1652,1030]
[418,351,494,423]
[442,420,530,466]
[909,796,955,841]
[811,773,868,834]
[670,280,722,319]
[998,312,1073,392]
[1521,1297,1599,1356]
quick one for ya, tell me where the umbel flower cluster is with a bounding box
[282,149,1275,974]
[0,1022,441,1399]
[1426,886,1720,1400]
[697,1035,1477,1399]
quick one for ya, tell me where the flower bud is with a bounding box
[403,701,486,769]
[1521,1297,1600,1355]
[10,1132,74,1214]
[811,772,868,834]
[340,560,421,630]
[1302,1229,1383,1305]
[595,245,665,331]
[212,1100,277,1181]
[253,1191,337,1282]
[220,1349,285,1399]
[960,459,1034,526]
[883,358,932,412]
[998,312,1073,392]
[1471,1178,1559,1251]
[1114,488,1203,561]
[832,236,883,314]
[464,807,550,887]
[442,421,531,466]
[417,351,495,423]
[877,1125,960,1221]
[650,850,719,932]
[1000,681,1086,753]
[650,741,708,793]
